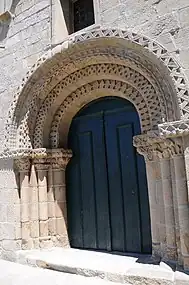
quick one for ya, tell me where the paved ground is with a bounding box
[0,259,130,285]
[15,247,189,284]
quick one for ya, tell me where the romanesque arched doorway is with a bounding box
[66,97,152,254]
[5,26,189,269]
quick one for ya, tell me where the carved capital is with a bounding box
[31,148,72,170]
[153,138,183,159]
[14,158,30,172]
[133,134,183,160]
[33,158,50,171]
[133,133,158,161]
[136,145,154,161]
[49,149,72,170]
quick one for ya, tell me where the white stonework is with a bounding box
[1,0,189,274]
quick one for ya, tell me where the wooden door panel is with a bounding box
[117,124,141,252]
[78,131,97,249]
[66,161,83,248]
[104,110,142,252]
[67,113,111,251]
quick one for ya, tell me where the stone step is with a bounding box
[15,247,189,285]
[0,259,130,285]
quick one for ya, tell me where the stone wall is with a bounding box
[100,0,189,82]
[0,0,52,260]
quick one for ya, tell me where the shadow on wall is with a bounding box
[60,0,72,35]
[0,0,21,42]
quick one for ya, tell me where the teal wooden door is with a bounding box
[66,97,152,254]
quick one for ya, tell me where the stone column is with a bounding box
[173,153,189,270]
[14,148,72,251]
[160,157,177,261]
[29,163,39,248]
[155,160,166,258]
[34,161,50,248]
[50,149,72,247]
[15,158,32,250]
[145,159,161,257]
[133,134,161,257]
[47,166,56,242]
[170,158,181,265]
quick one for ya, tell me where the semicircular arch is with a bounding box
[4,26,187,152]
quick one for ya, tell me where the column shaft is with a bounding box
[155,160,166,257]
[160,158,177,261]
[37,166,50,248]
[29,164,39,248]
[53,167,69,247]
[174,155,189,270]
[16,158,33,250]
[47,166,56,238]
[145,159,160,256]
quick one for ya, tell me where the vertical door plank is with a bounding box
[104,110,143,253]
[104,112,125,252]
[90,119,111,251]
[67,113,111,251]
[78,131,97,249]
[118,124,141,252]
[66,130,84,248]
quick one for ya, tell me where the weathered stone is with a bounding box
[39,220,48,237]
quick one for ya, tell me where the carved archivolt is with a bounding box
[49,80,152,148]
[3,27,188,156]
[32,63,167,148]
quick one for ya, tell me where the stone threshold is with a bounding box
[0,259,130,285]
[16,247,189,285]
